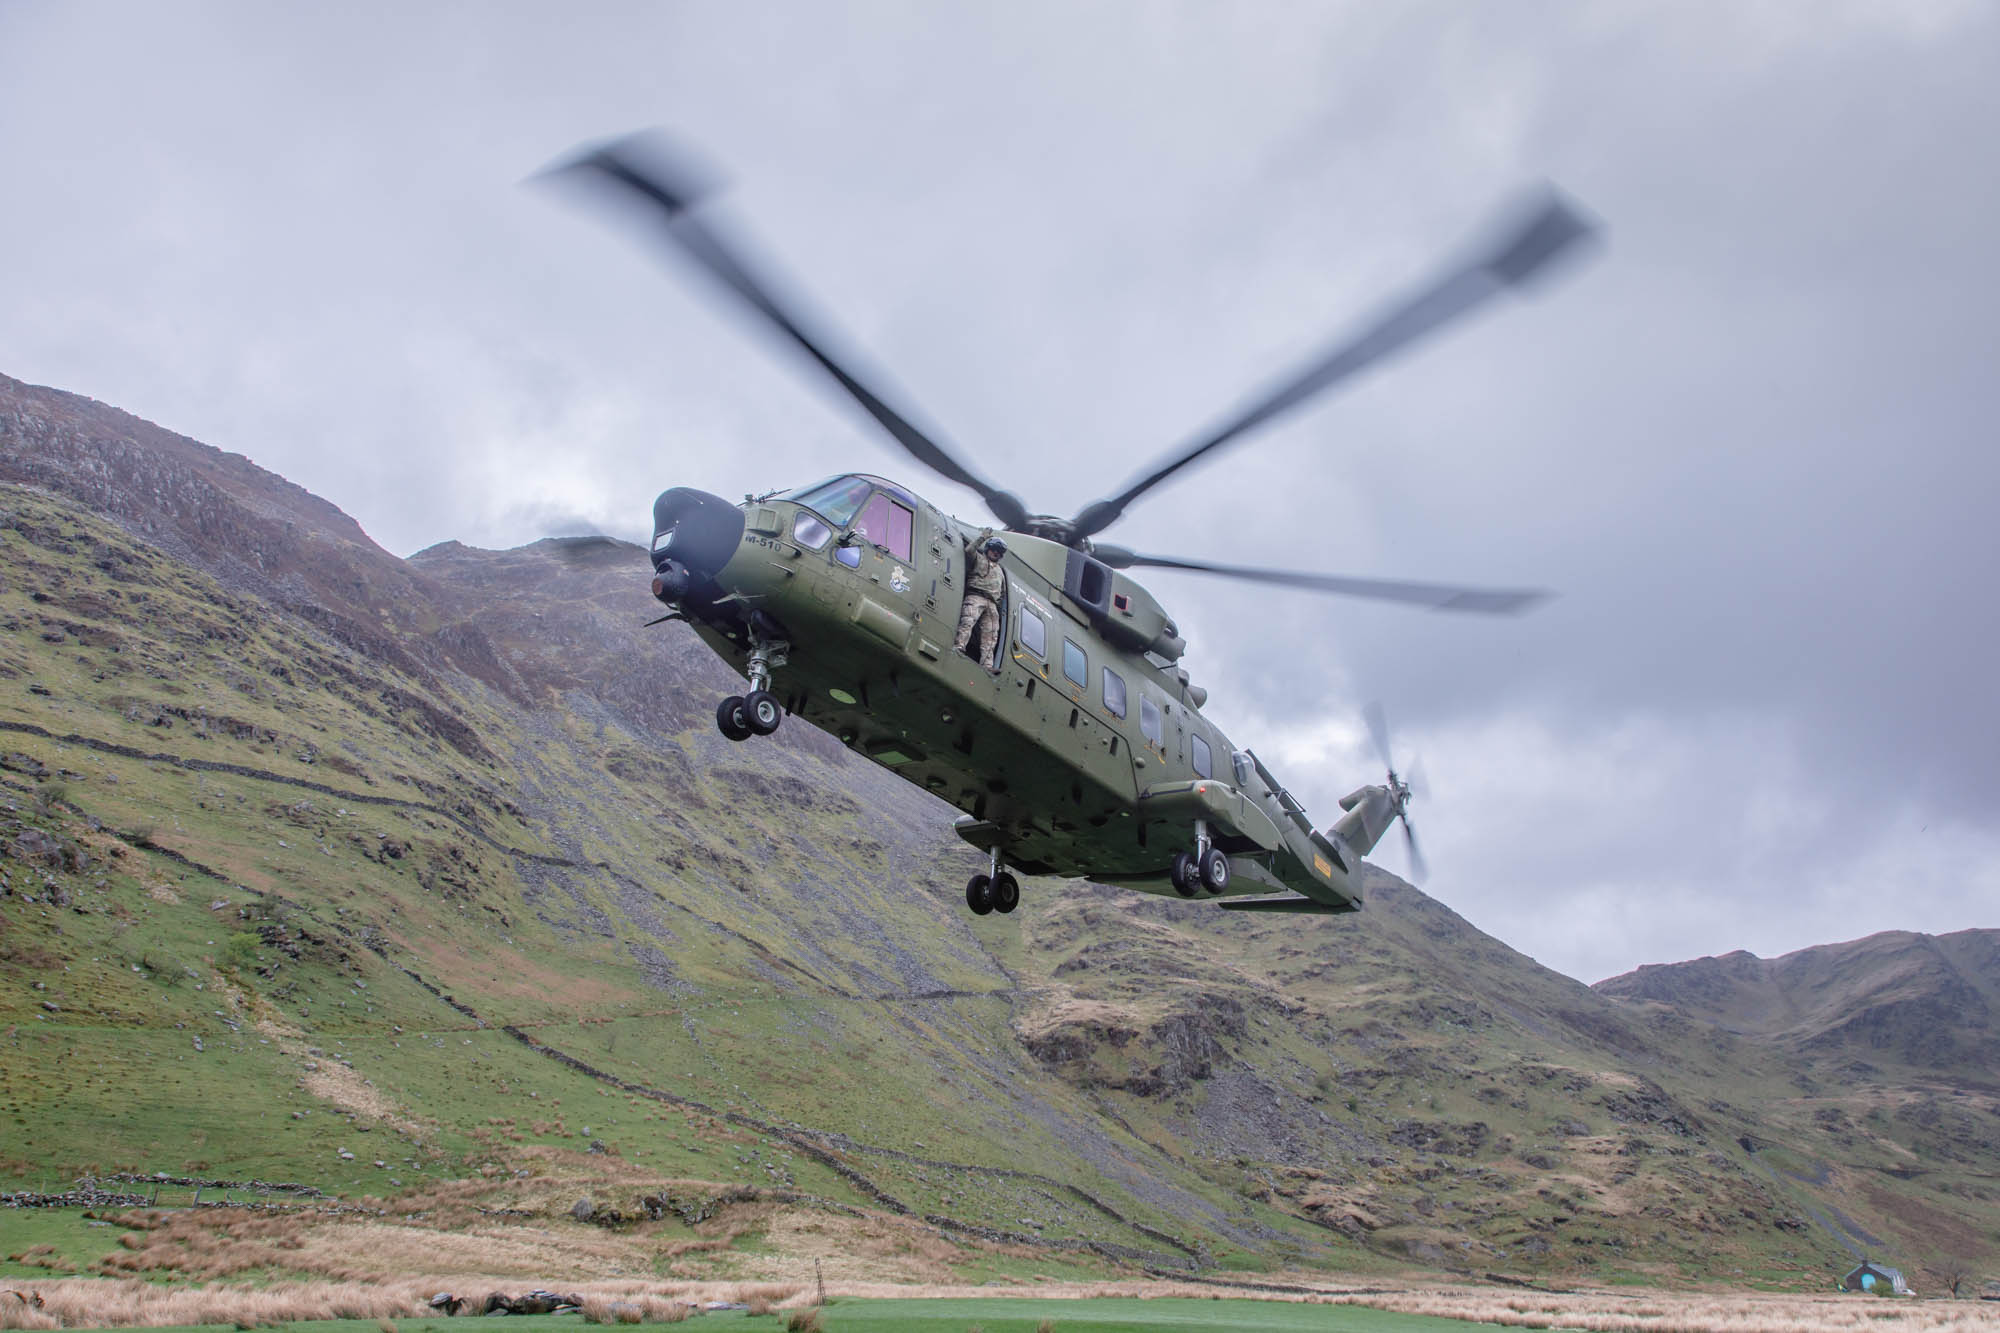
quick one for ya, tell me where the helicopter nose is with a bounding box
[650,487,745,599]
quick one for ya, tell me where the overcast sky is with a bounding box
[4,1,1995,983]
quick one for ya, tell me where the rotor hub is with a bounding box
[1017,515,1080,547]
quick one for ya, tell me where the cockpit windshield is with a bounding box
[782,475,876,528]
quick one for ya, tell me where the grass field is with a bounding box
[0,1311,1481,1333]
[796,1298,1476,1329]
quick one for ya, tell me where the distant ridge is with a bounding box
[1595,929,1999,1072]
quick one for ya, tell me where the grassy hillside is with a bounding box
[2,373,1996,1298]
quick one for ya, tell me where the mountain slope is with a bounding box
[3,371,1995,1294]
[1597,930,2000,1072]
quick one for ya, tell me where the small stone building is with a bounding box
[1840,1261,1910,1295]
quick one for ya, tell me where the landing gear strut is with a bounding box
[716,620,789,742]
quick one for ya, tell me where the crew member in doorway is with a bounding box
[954,533,1007,667]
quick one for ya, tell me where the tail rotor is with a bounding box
[1363,703,1427,884]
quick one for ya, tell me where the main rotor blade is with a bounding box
[1363,702,1395,773]
[539,133,1032,531]
[1090,546,1551,614]
[1069,188,1598,540]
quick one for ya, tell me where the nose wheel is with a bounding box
[717,695,754,742]
[716,690,782,742]
[742,689,782,734]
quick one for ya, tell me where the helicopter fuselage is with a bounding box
[653,473,1402,911]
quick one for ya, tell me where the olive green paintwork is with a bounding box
[685,476,1403,910]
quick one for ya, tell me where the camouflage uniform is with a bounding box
[953,535,1006,667]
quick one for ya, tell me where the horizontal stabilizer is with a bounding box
[1217,895,1357,915]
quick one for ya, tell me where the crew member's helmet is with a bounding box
[983,537,1007,559]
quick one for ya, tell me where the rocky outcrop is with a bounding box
[1019,994,1246,1098]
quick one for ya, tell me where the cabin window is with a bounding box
[788,475,875,527]
[1062,639,1087,687]
[1232,750,1254,787]
[851,493,913,560]
[1101,667,1126,719]
[1140,695,1162,747]
[792,511,832,550]
[1191,734,1212,779]
[1019,607,1046,658]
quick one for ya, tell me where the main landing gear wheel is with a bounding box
[716,695,753,742]
[1170,850,1198,898]
[966,873,995,915]
[991,871,1020,914]
[743,688,783,735]
[1199,846,1231,894]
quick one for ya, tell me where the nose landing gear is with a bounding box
[716,620,789,743]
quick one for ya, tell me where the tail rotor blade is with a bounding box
[1401,816,1429,885]
[1363,701,1395,773]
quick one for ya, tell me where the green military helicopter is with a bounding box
[545,134,1595,918]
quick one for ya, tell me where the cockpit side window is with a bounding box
[788,475,876,528]
[849,491,916,561]
[853,493,887,546]
[886,500,913,559]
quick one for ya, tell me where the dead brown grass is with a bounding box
[13,1273,1990,1332]
[27,1187,1991,1333]
[0,1278,429,1329]
[579,1296,664,1324]
[0,1303,58,1332]
[757,1211,965,1285]
[0,1278,795,1329]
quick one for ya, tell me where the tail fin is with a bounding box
[1328,784,1399,857]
